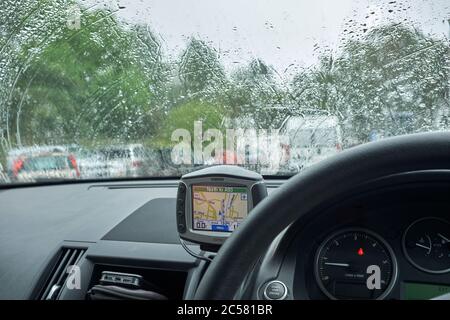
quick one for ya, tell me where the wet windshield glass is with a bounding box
[0,0,449,183]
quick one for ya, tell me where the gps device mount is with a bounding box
[176,165,267,249]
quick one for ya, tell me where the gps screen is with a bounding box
[192,185,248,232]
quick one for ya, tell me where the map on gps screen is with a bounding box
[192,185,248,232]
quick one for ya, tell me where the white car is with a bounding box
[76,151,110,179]
[279,115,343,171]
[101,144,149,178]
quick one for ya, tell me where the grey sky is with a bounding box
[90,0,449,78]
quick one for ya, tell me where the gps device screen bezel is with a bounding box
[177,166,267,246]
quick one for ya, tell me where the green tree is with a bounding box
[333,24,449,143]
[226,59,286,129]
[1,0,168,150]
[158,99,228,147]
[178,38,227,103]
[291,55,338,115]
[0,0,70,150]
[290,24,449,145]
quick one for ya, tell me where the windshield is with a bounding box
[0,0,449,183]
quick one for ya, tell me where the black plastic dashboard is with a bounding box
[0,180,196,299]
[0,172,449,300]
[0,179,282,300]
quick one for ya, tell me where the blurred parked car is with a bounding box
[6,145,67,176]
[101,144,155,178]
[76,150,109,179]
[11,151,80,182]
[279,115,343,171]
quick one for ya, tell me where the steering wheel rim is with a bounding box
[194,132,450,299]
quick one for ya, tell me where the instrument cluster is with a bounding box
[311,217,450,300]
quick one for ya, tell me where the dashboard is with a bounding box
[0,171,449,300]
[252,173,450,300]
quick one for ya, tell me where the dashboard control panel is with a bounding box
[256,178,450,301]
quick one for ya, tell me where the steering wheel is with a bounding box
[194,132,450,299]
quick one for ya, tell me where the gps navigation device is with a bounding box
[176,165,267,246]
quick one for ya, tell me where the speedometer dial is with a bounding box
[315,229,397,300]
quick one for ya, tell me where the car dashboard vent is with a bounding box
[38,247,86,300]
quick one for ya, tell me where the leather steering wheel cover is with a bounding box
[194,132,450,299]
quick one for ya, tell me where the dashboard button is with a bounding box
[178,223,186,233]
[263,280,287,300]
[177,197,185,211]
